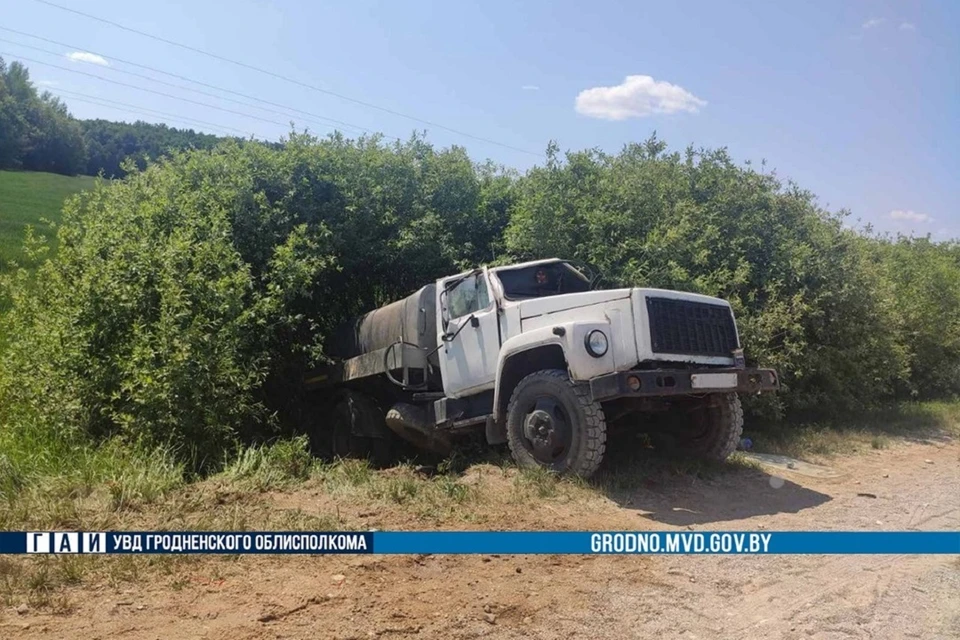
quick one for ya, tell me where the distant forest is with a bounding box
[0,57,229,178]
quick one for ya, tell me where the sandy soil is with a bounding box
[5,438,959,640]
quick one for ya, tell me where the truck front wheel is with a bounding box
[505,369,607,478]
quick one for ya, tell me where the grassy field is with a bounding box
[0,170,97,270]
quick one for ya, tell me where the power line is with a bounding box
[49,88,253,137]
[29,0,544,158]
[0,35,371,137]
[2,52,298,131]
[0,26,396,139]
[56,95,241,137]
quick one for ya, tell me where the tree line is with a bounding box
[0,58,227,177]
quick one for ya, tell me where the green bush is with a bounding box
[0,133,513,467]
[504,140,938,414]
[1,132,958,478]
[872,236,960,398]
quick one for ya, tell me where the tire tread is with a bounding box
[505,369,607,478]
[688,393,743,461]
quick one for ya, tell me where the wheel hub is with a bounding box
[522,399,570,463]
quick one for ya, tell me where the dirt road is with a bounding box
[7,438,960,640]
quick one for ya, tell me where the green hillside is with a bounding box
[0,170,96,269]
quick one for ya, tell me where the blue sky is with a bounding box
[4,0,958,239]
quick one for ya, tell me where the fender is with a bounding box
[491,320,617,421]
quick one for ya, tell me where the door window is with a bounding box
[446,273,490,319]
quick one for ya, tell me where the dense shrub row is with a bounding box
[505,141,960,416]
[1,133,957,466]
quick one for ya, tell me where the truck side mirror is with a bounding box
[442,314,474,343]
[439,288,450,331]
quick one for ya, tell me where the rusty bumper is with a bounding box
[589,368,779,402]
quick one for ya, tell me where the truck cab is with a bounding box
[305,259,778,477]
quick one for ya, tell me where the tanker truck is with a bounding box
[303,258,778,477]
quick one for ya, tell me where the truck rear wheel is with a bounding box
[674,393,743,461]
[505,369,607,478]
[326,393,395,467]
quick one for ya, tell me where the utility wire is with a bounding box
[0,35,370,137]
[2,52,298,131]
[29,0,544,157]
[56,95,242,137]
[49,88,253,137]
[0,26,396,139]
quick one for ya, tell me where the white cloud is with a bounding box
[899,22,916,31]
[862,17,885,29]
[521,85,540,91]
[574,75,706,120]
[36,80,58,87]
[889,209,933,223]
[66,51,109,66]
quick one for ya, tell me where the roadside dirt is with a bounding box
[5,438,959,640]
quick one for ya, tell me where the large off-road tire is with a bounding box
[323,393,396,467]
[505,369,607,478]
[676,393,743,461]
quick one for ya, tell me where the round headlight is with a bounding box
[585,330,608,357]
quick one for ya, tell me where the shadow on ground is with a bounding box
[588,435,833,526]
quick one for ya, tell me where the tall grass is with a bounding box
[745,400,960,459]
[219,436,314,490]
[0,425,183,529]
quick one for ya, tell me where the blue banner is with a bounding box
[374,531,960,554]
[1,531,957,555]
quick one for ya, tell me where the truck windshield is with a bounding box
[494,262,592,300]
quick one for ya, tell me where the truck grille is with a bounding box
[646,297,738,357]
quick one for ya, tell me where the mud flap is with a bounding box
[485,415,507,445]
[385,403,452,456]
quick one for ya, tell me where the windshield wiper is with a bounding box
[443,267,482,291]
[565,260,604,290]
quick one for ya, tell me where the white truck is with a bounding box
[304,258,778,477]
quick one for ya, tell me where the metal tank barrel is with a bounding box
[326,284,438,366]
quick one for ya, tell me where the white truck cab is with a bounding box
[306,259,778,477]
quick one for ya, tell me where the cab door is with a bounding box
[437,268,501,397]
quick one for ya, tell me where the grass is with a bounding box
[0,400,957,606]
[3,401,958,532]
[2,401,958,532]
[0,430,184,530]
[745,400,960,461]
[219,437,314,491]
[309,458,489,522]
[0,170,96,271]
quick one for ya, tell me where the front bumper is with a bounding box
[589,367,779,402]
